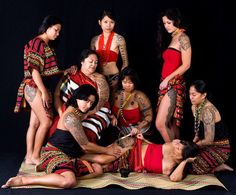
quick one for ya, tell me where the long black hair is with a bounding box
[181,140,199,160]
[117,67,141,90]
[38,15,63,48]
[156,8,182,60]
[66,84,99,112]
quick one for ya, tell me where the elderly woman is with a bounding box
[50,49,111,143]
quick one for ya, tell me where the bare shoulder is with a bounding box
[92,72,107,83]
[134,90,148,99]
[62,111,78,129]
[114,33,126,44]
[179,32,191,50]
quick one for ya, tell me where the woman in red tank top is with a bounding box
[155,8,192,142]
[111,67,153,136]
[90,10,129,94]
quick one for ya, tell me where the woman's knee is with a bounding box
[92,163,103,174]
[61,177,77,188]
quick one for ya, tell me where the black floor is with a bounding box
[0,151,236,195]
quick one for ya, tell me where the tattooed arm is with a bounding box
[197,106,216,146]
[117,34,129,70]
[63,111,121,156]
[88,73,110,114]
[135,91,153,131]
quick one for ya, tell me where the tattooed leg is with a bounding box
[25,85,37,102]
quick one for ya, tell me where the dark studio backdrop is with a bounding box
[0,0,235,167]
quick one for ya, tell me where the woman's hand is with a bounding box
[64,65,77,75]
[159,79,168,90]
[136,133,144,140]
[106,144,122,157]
[41,90,51,109]
[131,127,140,136]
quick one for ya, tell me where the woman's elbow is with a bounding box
[169,175,183,182]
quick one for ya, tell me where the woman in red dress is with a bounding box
[155,8,192,142]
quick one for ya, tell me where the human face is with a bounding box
[81,54,98,75]
[172,139,185,159]
[99,16,115,33]
[77,95,95,113]
[189,86,206,106]
[122,76,135,93]
[46,24,61,40]
[162,16,177,34]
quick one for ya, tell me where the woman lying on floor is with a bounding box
[80,134,199,182]
[2,84,122,189]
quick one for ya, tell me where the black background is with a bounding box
[0,0,235,168]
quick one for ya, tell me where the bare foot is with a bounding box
[1,176,24,188]
[31,157,40,165]
[214,163,234,172]
[24,158,35,165]
[25,157,40,165]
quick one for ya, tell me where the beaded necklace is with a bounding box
[171,28,185,37]
[118,90,133,126]
[194,99,207,137]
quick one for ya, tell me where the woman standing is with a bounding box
[14,15,63,165]
[155,8,192,142]
[90,10,129,93]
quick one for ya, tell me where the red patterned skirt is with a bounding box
[37,143,94,177]
[188,139,231,174]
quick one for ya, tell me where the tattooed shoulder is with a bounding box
[63,112,78,129]
[179,33,191,51]
[202,106,216,125]
[116,34,125,45]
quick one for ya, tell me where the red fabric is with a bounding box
[161,48,182,79]
[112,105,142,126]
[70,70,98,90]
[129,138,143,172]
[144,144,163,174]
[96,31,118,65]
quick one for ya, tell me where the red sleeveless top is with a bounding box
[161,48,182,79]
[96,31,118,65]
[112,105,142,126]
[144,144,163,174]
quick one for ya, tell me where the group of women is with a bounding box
[1,8,233,189]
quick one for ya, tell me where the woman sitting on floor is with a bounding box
[187,80,233,174]
[50,49,111,143]
[2,84,121,189]
[110,67,153,137]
